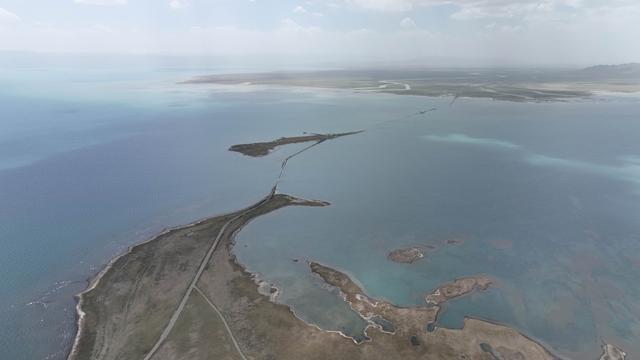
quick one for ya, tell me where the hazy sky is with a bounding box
[0,0,639,65]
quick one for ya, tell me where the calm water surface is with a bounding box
[236,96,640,358]
[0,63,381,359]
[1,61,640,359]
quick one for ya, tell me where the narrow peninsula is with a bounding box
[68,131,624,360]
[229,131,362,157]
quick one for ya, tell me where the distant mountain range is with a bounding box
[581,63,640,77]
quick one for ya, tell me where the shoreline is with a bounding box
[307,260,569,359]
[181,70,621,103]
[66,187,613,360]
[66,131,357,360]
[64,128,628,359]
[66,193,275,360]
[462,315,569,360]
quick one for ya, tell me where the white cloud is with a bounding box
[338,0,640,19]
[400,17,417,29]
[2,0,639,65]
[294,5,324,16]
[74,0,127,5]
[169,0,189,9]
[293,6,308,14]
[450,2,555,20]
[279,18,321,33]
[345,0,414,11]
[0,7,20,24]
[498,24,522,33]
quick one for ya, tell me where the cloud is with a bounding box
[293,5,324,17]
[449,1,558,20]
[484,22,523,33]
[344,0,414,12]
[293,6,308,14]
[400,17,417,29]
[2,1,639,65]
[74,0,127,5]
[337,0,639,21]
[423,134,521,150]
[279,18,321,33]
[169,0,189,9]
[0,7,20,24]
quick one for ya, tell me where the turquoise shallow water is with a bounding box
[2,59,640,359]
[235,96,640,358]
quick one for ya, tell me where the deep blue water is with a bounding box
[2,61,640,359]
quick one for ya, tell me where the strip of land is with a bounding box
[229,131,362,157]
[68,189,624,360]
[68,193,328,360]
[68,189,569,360]
[387,247,425,263]
[425,276,493,306]
[68,131,627,360]
[599,343,626,360]
[182,66,640,103]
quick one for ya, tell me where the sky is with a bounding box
[0,0,639,66]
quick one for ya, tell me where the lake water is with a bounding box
[1,59,639,359]
[235,96,640,358]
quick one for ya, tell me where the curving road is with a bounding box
[142,135,333,360]
[142,192,273,360]
[194,286,248,360]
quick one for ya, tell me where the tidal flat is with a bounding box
[183,67,640,102]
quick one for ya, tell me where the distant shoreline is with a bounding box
[180,68,640,103]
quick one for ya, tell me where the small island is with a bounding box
[229,131,362,157]
[600,343,627,360]
[425,276,493,306]
[387,247,425,264]
[387,238,464,264]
